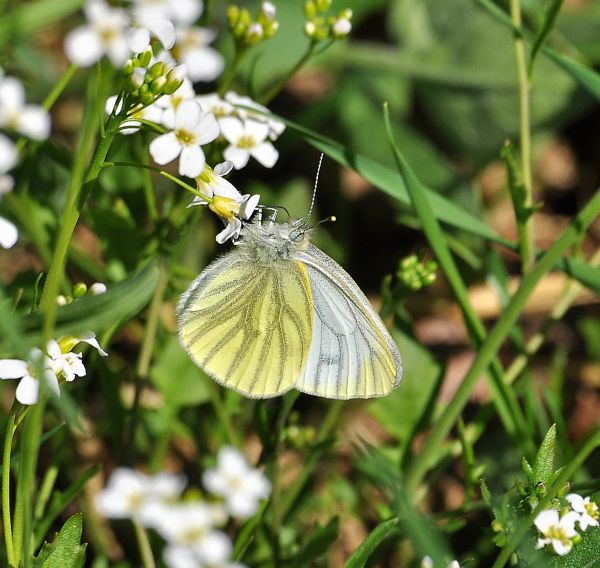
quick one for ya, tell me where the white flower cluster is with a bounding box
[0,70,51,249]
[421,557,460,568]
[534,493,599,556]
[64,0,222,83]
[95,446,271,568]
[0,332,107,405]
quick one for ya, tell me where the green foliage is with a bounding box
[32,514,87,568]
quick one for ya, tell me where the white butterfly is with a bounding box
[177,217,402,399]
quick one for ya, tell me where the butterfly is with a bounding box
[177,214,403,399]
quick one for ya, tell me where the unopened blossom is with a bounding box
[89,282,108,295]
[202,446,271,518]
[0,77,50,140]
[64,0,131,67]
[421,556,460,568]
[105,95,163,135]
[149,99,219,177]
[224,91,285,140]
[220,117,278,170]
[95,467,186,521]
[189,161,259,243]
[534,509,579,556]
[332,17,352,38]
[0,349,59,405]
[566,493,600,531]
[173,26,224,82]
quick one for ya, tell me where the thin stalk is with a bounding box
[2,404,17,567]
[405,188,600,497]
[133,521,157,568]
[383,105,534,456]
[510,0,535,273]
[259,42,316,105]
[206,379,241,447]
[129,258,169,460]
[218,45,248,96]
[280,400,343,519]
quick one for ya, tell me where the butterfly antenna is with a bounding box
[304,153,324,227]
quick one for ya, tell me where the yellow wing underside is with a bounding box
[179,259,314,398]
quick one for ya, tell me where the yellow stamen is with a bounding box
[209,195,240,219]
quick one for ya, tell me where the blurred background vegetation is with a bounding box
[1,0,600,565]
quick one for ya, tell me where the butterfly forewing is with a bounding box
[293,245,402,399]
[177,251,314,398]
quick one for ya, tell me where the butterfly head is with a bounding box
[240,219,311,260]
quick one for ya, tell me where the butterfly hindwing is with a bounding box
[177,251,314,398]
[293,245,402,399]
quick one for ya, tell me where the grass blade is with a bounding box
[529,0,566,75]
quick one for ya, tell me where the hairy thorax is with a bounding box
[238,220,311,261]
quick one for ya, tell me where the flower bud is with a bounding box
[138,85,154,105]
[164,65,186,94]
[332,17,352,38]
[149,75,167,94]
[131,67,147,88]
[138,46,153,67]
[56,295,69,306]
[261,1,276,20]
[246,22,264,45]
[316,0,332,12]
[304,21,317,38]
[227,5,240,26]
[72,282,88,299]
[90,282,107,295]
[148,61,166,79]
[123,58,134,74]
[304,1,316,18]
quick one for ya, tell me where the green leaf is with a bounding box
[532,424,558,486]
[344,517,400,568]
[292,517,339,567]
[149,336,212,407]
[2,261,159,352]
[0,0,84,46]
[33,513,87,568]
[544,47,600,101]
[34,467,99,550]
[282,116,509,245]
[530,0,566,74]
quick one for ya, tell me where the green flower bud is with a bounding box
[304,20,317,38]
[149,76,167,94]
[227,5,240,26]
[123,58,134,74]
[245,22,264,45]
[316,0,332,12]
[491,519,503,533]
[304,1,317,18]
[72,282,88,299]
[138,46,152,67]
[164,65,186,94]
[139,85,154,105]
[148,61,166,79]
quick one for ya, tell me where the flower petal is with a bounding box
[215,218,242,244]
[76,332,108,356]
[64,26,104,67]
[179,145,205,178]
[149,132,181,165]
[175,99,202,130]
[218,116,244,144]
[552,538,572,556]
[180,47,224,82]
[0,77,25,110]
[0,359,27,379]
[0,216,18,249]
[17,106,51,140]
[149,18,176,49]
[0,134,18,174]
[193,112,220,144]
[126,27,151,53]
[239,194,260,219]
[250,142,278,168]
[534,509,559,534]
[214,161,233,176]
[16,375,40,405]
[223,146,249,170]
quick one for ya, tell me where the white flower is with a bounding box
[0,134,17,174]
[261,2,276,20]
[189,161,260,244]
[566,493,600,531]
[195,93,234,121]
[131,0,203,27]
[534,509,580,556]
[224,91,285,140]
[0,349,59,405]
[94,467,186,521]
[149,99,219,177]
[105,95,163,135]
[0,174,14,194]
[220,117,278,170]
[0,216,18,249]
[47,340,86,382]
[64,0,131,67]
[89,282,108,295]
[127,18,175,53]
[155,76,195,128]
[202,446,271,518]
[0,77,51,140]
[173,26,224,82]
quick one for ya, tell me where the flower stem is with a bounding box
[259,42,316,105]
[2,404,17,567]
[133,521,157,568]
[510,0,535,274]
[218,45,248,96]
[405,188,600,497]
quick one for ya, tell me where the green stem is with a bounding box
[206,379,241,447]
[383,105,534,456]
[510,0,535,274]
[133,521,157,568]
[218,45,248,96]
[405,188,600,497]
[492,427,600,567]
[2,404,17,567]
[259,42,316,105]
